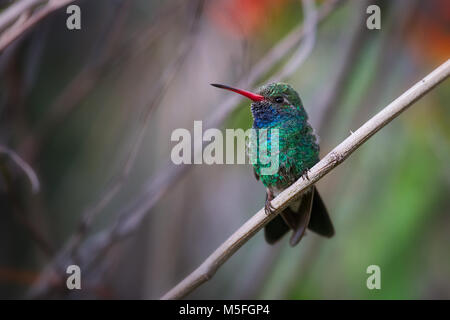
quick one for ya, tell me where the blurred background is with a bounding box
[0,0,449,299]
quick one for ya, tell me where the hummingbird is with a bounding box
[211,82,334,246]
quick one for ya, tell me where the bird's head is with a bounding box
[211,82,305,127]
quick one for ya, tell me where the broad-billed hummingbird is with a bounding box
[211,82,334,246]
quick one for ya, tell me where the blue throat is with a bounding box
[252,103,284,129]
[251,102,303,129]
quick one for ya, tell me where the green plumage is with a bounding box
[249,83,320,190]
[211,81,334,246]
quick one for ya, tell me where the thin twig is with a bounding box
[161,59,450,299]
[71,0,205,254]
[0,0,77,53]
[18,0,185,161]
[0,144,39,193]
[314,0,370,131]
[0,0,42,32]
[271,0,317,82]
[0,145,54,256]
[207,0,342,127]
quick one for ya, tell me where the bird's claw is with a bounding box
[301,168,310,181]
[264,199,275,215]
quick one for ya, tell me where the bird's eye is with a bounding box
[274,96,284,103]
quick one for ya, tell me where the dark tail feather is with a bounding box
[264,189,313,246]
[307,187,334,237]
[288,188,313,246]
[264,214,290,244]
[264,187,334,245]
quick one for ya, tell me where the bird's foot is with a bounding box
[301,168,310,181]
[265,189,275,215]
[265,199,275,215]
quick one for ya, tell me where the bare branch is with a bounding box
[0,0,77,53]
[0,145,53,255]
[71,0,205,253]
[0,0,42,32]
[161,59,450,300]
[313,0,370,131]
[271,0,318,82]
[18,0,185,161]
[0,144,39,193]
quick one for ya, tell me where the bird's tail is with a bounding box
[264,187,334,246]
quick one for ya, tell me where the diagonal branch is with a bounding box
[161,59,450,300]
